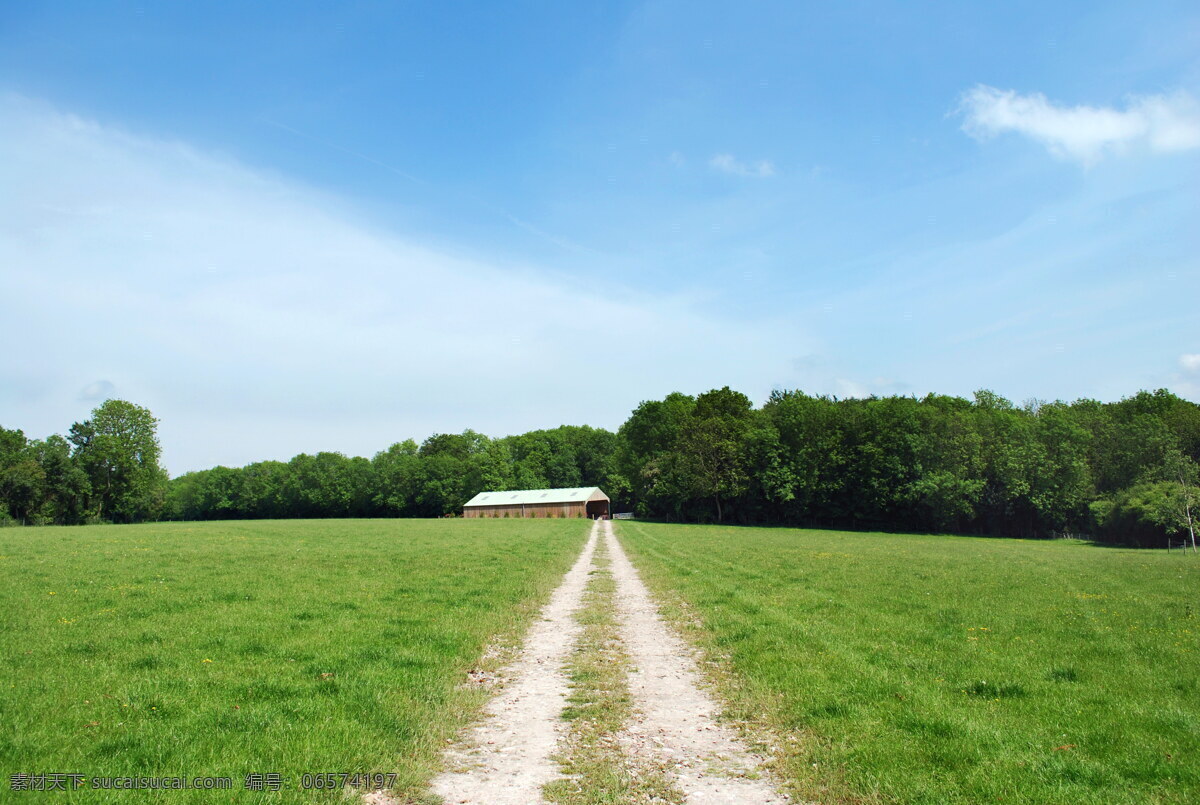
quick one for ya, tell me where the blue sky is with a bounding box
[2,1,1198,473]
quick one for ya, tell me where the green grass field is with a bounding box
[617,521,1200,805]
[0,518,590,803]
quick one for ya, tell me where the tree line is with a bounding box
[167,426,618,521]
[0,399,165,526]
[616,387,1198,548]
[2,389,1197,547]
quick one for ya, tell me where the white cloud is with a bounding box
[957,85,1200,164]
[832,377,911,399]
[1181,354,1200,373]
[79,380,116,401]
[709,153,775,178]
[0,96,811,472]
[834,378,871,399]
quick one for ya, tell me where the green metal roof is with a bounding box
[463,487,608,507]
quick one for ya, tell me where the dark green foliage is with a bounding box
[69,399,165,523]
[0,400,162,525]
[5,388,1197,544]
[156,424,624,522]
[618,387,1200,543]
[1091,476,1199,548]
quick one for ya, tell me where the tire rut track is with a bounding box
[604,520,790,805]
[430,522,600,805]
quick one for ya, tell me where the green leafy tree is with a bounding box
[372,440,422,515]
[69,400,165,522]
[972,390,1041,536]
[285,452,359,518]
[28,435,90,524]
[1092,480,1194,548]
[468,440,513,495]
[0,451,45,524]
[1154,451,1199,551]
[238,460,291,518]
[166,470,208,521]
[762,390,847,524]
[1027,402,1094,535]
[617,392,695,517]
[0,428,41,523]
[907,397,985,532]
[415,454,468,516]
[671,387,754,521]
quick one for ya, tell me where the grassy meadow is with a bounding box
[0,518,590,803]
[617,521,1200,805]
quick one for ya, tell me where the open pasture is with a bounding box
[0,518,590,803]
[618,521,1200,805]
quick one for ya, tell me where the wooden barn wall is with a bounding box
[463,502,587,518]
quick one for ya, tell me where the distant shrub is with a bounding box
[1091,481,1190,548]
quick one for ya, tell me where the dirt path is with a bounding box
[430,521,600,805]
[421,518,788,805]
[604,520,790,805]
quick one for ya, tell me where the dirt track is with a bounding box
[430,522,599,804]
[423,519,788,805]
[604,519,787,804]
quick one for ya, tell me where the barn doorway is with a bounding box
[586,499,610,519]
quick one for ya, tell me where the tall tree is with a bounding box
[371,440,421,516]
[28,435,90,524]
[1155,451,1199,551]
[0,427,44,524]
[69,399,165,522]
[617,392,695,517]
[672,387,754,522]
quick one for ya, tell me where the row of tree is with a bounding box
[616,387,1198,547]
[2,389,1197,547]
[0,400,165,525]
[166,425,618,521]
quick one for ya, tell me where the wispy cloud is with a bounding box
[0,96,811,472]
[957,85,1200,164]
[833,377,911,399]
[709,153,775,178]
[1182,354,1200,373]
[79,380,116,401]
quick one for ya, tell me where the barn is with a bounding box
[462,487,610,519]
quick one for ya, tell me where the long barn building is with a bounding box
[462,487,610,519]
